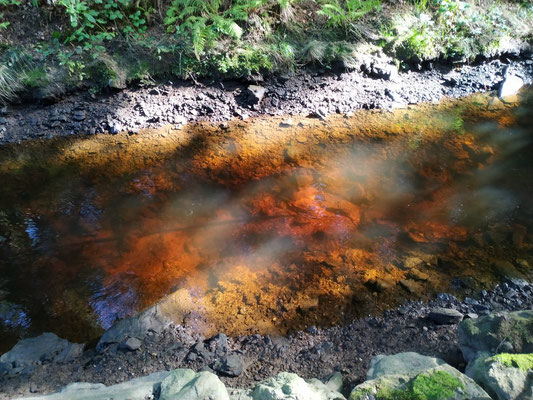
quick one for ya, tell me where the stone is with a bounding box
[325,372,343,393]
[119,337,142,351]
[250,372,346,400]
[13,371,171,400]
[72,111,85,121]
[279,118,294,128]
[406,268,429,282]
[208,333,230,354]
[498,75,524,98]
[351,352,491,400]
[371,63,398,81]
[466,353,533,400]
[159,369,230,400]
[458,310,533,363]
[97,300,173,351]
[428,308,464,325]
[366,352,445,380]
[0,333,84,369]
[247,85,267,106]
[189,341,214,360]
[491,260,524,279]
[212,354,245,377]
[399,279,421,295]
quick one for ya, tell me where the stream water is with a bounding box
[0,91,532,352]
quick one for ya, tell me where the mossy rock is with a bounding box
[458,311,533,363]
[465,353,533,400]
[350,353,490,400]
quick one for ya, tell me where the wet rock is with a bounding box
[428,308,464,325]
[504,278,529,290]
[0,117,7,125]
[97,306,169,352]
[512,225,527,249]
[406,268,429,282]
[119,337,142,351]
[16,371,171,400]
[351,352,490,400]
[212,354,245,377]
[466,353,533,400]
[366,277,395,293]
[458,310,533,363]
[399,279,421,295]
[0,333,84,369]
[159,369,229,400]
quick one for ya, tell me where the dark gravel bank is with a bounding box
[0,55,532,144]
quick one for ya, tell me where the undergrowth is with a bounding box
[0,0,531,103]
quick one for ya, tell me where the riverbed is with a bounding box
[1,89,532,353]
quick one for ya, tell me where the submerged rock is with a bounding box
[97,307,168,352]
[0,333,84,375]
[466,353,533,400]
[350,352,490,400]
[458,310,533,363]
[97,288,195,352]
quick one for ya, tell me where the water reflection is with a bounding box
[0,90,532,351]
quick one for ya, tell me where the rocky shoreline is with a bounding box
[0,54,532,144]
[1,277,532,399]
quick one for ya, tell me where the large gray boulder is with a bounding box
[458,310,533,363]
[466,353,533,400]
[13,371,171,400]
[246,372,345,400]
[0,333,84,375]
[159,368,230,400]
[350,352,491,400]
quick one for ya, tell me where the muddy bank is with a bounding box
[0,55,532,144]
[1,279,532,399]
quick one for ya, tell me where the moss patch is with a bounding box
[491,353,533,371]
[351,371,465,400]
[411,371,465,400]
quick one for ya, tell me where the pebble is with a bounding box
[119,337,142,351]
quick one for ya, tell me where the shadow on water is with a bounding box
[0,90,532,351]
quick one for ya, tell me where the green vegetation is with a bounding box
[0,0,532,102]
[411,371,464,400]
[491,353,533,371]
[351,371,466,400]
